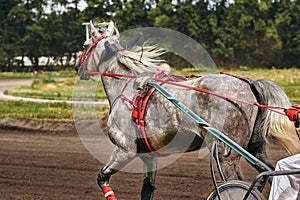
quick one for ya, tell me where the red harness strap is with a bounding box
[131,72,185,157]
[79,34,107,65]
[132,87,165,157]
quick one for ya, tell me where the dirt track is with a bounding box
[0,125,293,200]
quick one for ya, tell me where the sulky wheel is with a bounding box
[206,180,265,200]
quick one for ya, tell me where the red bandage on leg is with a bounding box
[102,186,117,200]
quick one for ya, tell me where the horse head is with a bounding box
[75,21,119,80]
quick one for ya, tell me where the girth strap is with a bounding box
[131,71,185,157]
[132,87,166,157]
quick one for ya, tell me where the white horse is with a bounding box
[76,21,300,200]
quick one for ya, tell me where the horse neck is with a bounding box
[100,57,134,105]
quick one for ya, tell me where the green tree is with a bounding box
[4,0,31,71]
[208,0,233,67]
[61,7,85,67]
[0,0,21,70]
[274,0,300,67]
[147,0,174,28]
[1,0,300,70]
[82,0,112,22]
[114,0,151,31]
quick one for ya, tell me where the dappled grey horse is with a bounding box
[76,21,300,200]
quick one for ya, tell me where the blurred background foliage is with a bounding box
[0,0,299,71]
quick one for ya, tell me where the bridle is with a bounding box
[77,33,137,80]
[79,34,107,65]
[77,33,108,80]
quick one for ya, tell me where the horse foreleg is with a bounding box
[97,147,135,200]
[140,157,158,200]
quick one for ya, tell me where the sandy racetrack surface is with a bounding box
[0,122,294,200]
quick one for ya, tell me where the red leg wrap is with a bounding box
[102,186,117,200]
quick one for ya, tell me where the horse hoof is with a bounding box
[141,177,155,200]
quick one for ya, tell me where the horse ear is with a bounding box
[83,38,92,46]
[107,21,115,36]
[90,20,101,39]
[114,22,120,38]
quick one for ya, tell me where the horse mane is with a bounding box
[92,21,169,74]
[117,45,170,74]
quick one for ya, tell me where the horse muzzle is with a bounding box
[75,63,90,80]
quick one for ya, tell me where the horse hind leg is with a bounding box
[219,155,244,180]
[97,147,136,200]
[246,129,275,170]
[218,141,274,182]
[218,140,274,181]
[217,142,244,180]
[140,157,158,200]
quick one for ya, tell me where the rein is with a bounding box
[79,33,299,151]
[79,32,289,115]
[153,77,286,115]
[83,68,287,115]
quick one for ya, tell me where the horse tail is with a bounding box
[248,79,300,157]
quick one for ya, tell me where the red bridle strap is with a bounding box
[79,34,107,65]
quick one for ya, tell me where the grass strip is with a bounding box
[0,70,76,79]
[0,101,73,119]
[0,100,109,120]
[2,68,300,103]
[5,77,107,100]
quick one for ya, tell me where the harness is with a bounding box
[79,32,300,158]
[131,71,186,157]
